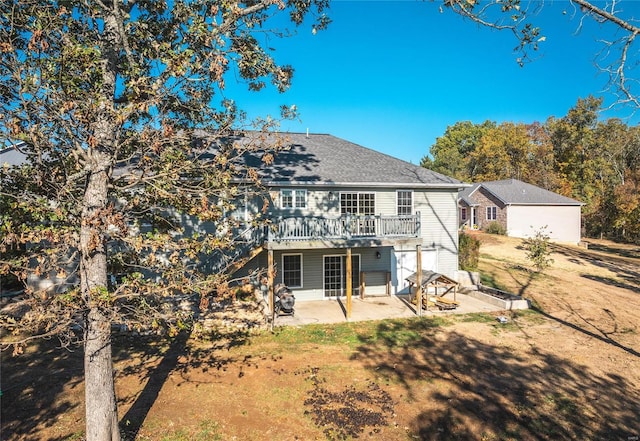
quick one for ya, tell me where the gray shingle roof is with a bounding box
[0,143,28,167]
[240,132,464,188]
[3,133,464,189]
[461,179,583,205]
[459,183,481,206]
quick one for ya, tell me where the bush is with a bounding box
[459,232,480,270]
[485,221,506,235]
[524,226,554,272]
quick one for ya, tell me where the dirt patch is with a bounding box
[2,235,640,440]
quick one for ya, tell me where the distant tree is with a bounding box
[524,122,561,191]
[420,120,495,181]
[469,122,531,182]
[0,1,329,440]
[524,226,554,273]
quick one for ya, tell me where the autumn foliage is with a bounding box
[422,96,640,243]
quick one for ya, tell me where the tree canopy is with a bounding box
[422,96,640,241]
[1,1,328,440]
[3,0,640,440]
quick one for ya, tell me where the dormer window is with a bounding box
[281,189,307,209]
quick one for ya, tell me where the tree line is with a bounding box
[421,96,640,243]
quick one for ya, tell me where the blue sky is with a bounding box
[227,1,640,164]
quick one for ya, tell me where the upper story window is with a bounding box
[281,189,307,209]
[340,192,375,215]
[461,207,467,221]
[397,190,413,215]
[486,206,497,221]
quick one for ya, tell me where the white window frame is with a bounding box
[461,207,467,221]
[281,253,303,288]
[340,192,376,215]
[396,190,413,216]
[486,206,497,221]
[280,189,307,209]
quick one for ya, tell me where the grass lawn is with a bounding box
[2,234,640,440]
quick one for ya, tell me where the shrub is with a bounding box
[459,232,481,270]
[485,221,506,235]
[524,226,554,272]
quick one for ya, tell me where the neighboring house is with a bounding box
[233,132,467,300]
[1,133,468,300]
[458,179,583,244]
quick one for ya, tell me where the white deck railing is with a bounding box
[268,213,420,242]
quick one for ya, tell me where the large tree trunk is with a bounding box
[85,307,120,441]
[81,4,122,439]
[81,161,120,441]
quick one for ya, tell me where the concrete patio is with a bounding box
[273,293,504,326]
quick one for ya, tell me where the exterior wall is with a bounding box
[507,205,582,244]
[268,186,413,218]
[240,246,395,301]
[468,187,507,231]
[239,185,463,301]
[414,189,459,279]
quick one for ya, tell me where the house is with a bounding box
[458,179,583,244]
[1,133,468,301]
[230,132,467,301]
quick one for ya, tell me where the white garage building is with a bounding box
[458,179,583,244]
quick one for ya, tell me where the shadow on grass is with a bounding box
[552,244,640,295]
[2,317,259,441]
[352,318,640,440]
[585,241,640,259]
[117,324,258,440]
[529,303,640,359]
[1,338,84,441]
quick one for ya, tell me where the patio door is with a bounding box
[323,254,360,298]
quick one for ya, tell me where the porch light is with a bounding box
[376,251,381,259]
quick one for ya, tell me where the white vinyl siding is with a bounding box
[507,205,582,244]
[413,189,459,279]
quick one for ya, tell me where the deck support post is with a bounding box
[416,244,422,316]
[346,247,352,320]
[268,248,275,331]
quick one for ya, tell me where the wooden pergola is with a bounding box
[405,270,459,313]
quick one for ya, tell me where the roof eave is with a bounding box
[263,180,469,189]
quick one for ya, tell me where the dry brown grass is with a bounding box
[2,233,639,440]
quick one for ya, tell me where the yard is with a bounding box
[2,233,640,440]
